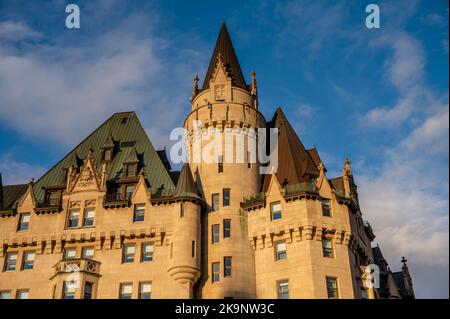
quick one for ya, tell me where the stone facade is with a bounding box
[0,23,414,299]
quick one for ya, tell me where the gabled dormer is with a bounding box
[101,134,115,162]
[123,148,139,179]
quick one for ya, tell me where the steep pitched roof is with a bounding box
[174,164,201,201]
[307,147,322,168]
[32,112,175,202]
[264,107,319,188]
[1,184,28,211]
[201,22,247,91]
[329,177,344,191]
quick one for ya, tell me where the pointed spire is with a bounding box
[201,22,247,91]
[174,164,201,201]
[124,148,139,164]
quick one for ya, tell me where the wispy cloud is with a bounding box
[0,154,46,184]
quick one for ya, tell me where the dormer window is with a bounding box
[103,148,113,162]
[44,190,60,206]
[125,163,138,178]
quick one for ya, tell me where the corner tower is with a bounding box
[184,23,265,298]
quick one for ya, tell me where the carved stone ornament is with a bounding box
[79,167,94,187]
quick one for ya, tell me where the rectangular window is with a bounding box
[82,247,95,259]
[212,224,220,244]
[16,289,29,299]
[211,193,220,212]
[68,209,80,228]
[141,243,154,262]
[63,282,75,299]
[218,156,223,173]
[326,277,339,299]
[126,163,138,177]
[247,151,252,169]
[133,204,145,222]
[139,282,152,299]
[322,238,333,258]
[125,184,135,198]
[180,202,184,218]
[123,244,135,263]
[212,262,220,283]
[22,251,36,270]
[0,291,11,299]
[83,282,93,299]
[322,199,331,217]
[223,188,230,206]
[223,219,231,238]
[119,283,132,299]
[191,241,195,258]
[64,248,76,260]
[224,257,232,277]
[18,213,30,231]
[275,241,287,261]
[277,281,289,299]
[45,190,59,205]
[4,252,18,271]
[271,202,282,220]
[83,207,95,227]
[103,149,112,161]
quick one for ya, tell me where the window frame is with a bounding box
[67,209,80,228]
[4,252,18,271]
[122,244,135,263]
[16,289,29,299]
[275,241,287,261]
[277,280,289,299]
[82,246,95,259]
[211,193,220,212]
[212,224,220,244]
[212,262,220,283]
[64,248,77,260]
[119,283,133,299]
[83,282,94,299]
[321,199,331,217]
[133,204,145,222]
[224,257,232,277]
[326,277,339,299]
[270,202,282,221]
[0,290,11,299]
[17,213,30,231]
[223,219,231,238]
[141,242,154,262]
[82,207,95,227]
[322,237,334,258]
[218,156,224,173]
[22,251,36,270]
[138,282,152,299]
[222,188,230,207]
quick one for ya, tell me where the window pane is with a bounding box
[25,252,36,261]
[143,243,154,253]
[271,203,281,212]
[212,194,220,211]
[125,245,135,254]
[21,214,30,223]
[277,242,286,251]
[0,291,11,299]
[223,219,231,238]
[65,249,76,259]
[16,290,29,299]
[121,284,132,294]
[223,189,230,206]
[140,283,152,293]
[82,247,94,258]
[7,253,17,261]
[85,209,95,218]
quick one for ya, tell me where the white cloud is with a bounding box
[0,20,42,42]
[0,154,46,185]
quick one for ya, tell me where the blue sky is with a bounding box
[0,0,448,298]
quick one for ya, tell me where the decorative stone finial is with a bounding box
[29,177,34,185]
[251,70,257,96]
[191,74,199,101]
[401,256,408,266]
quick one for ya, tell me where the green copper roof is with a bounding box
[32,111,175,202]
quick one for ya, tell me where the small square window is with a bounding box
[139,282,152,299]
[119,283,132,299]
[126,164,137,178]
[125,184,135,198]
[68,209,80,228]
[64,248,77,260]
[4,252,18,271]
[22,251,36,270]
[271,202,282,221]
[141,243,154,262]
[211,193,220,212]
[103,149,112,161]
[82,247,95,259]
[0,291,11,299]
[275,241,287,261]
[133,204,145,222]
[123,244,135,263]
[16,289,29,299]
[83,208,95,227]
[18,213,30,231]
